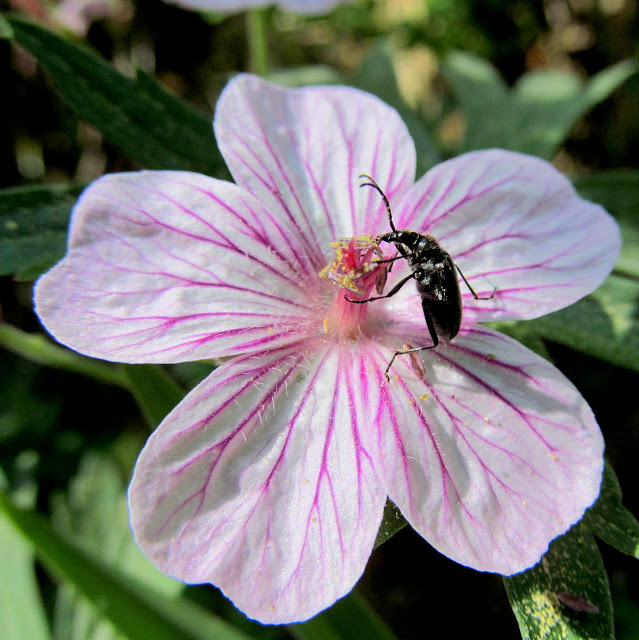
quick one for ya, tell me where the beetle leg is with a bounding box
[455,264,496,300]
[384,299,438,380]
[345,272,415,304]
[372,252,407,266]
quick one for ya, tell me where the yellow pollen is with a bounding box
[319,234,386,294]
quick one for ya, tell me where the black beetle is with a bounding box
[349,174,495,378]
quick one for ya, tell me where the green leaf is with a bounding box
[0,490,252,640]
[496,273,639,373]
[119,364,185,429]
[289,591,397,640]
[352,41,441,174]
[0,513,52,640]
[584,462,639,558]
[443,52,637,158]
[504,522,613,640]
[0,463,50,640]
[572,171,639,279]
[0,324,127,389]
[52,453,183,595]
[51,453,182,640]
[0,324,183,431]
[614,592,639,640]
[8,18,227,176]
[267,66,343,88]
[0,14,13,38]
[374,499,406,548]
[0,183,81,279]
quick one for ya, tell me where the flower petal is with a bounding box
[128,343,386,624]
[35,171,321,363]
[371,325,603,574]
[214,74,416,272]
[397,150,620,322]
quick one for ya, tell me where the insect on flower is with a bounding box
[348,174,495,378]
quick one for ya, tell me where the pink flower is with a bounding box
[35,74,620,624]
[161,0,350,15]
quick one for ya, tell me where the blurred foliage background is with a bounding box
[1,0,639,638]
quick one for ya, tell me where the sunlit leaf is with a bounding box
[51,454,182,640]
[504,522,613,640]
[0,464,50,640]
[584,462,639,558]
[0,491,251,640]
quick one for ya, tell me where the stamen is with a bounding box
[319,235,390,339]
[320,235,387,295]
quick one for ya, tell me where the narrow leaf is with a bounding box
[8,18,226,176]
[0,324,127,389]
[51,453,182,640]
[289,591,398,640]
[504,522,613,640]
[572,171,639,279]
[0,470,50,640]
[0,183,81,279]
[584,462,639,558]
[0,519,51,640]
[509,60,637,158]
[352,41,441,173]
[0,491,252,640]
[440,51,512,153]
[119,364,185,429]
[0,324,184,431]
[443,51,637,158]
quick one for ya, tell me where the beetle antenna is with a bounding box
[358,174,396,232]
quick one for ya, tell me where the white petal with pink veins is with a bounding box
[396,150,620,323]
[215,74,416,272]
[371,325,603,574]
[35,171,326,363]
[128,342,386,623]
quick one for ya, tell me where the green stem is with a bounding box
[246,8,270,76]
[0,323,127,389]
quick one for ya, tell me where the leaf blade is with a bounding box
[504,522,613,640]
[495,274,639,374]
[119,364,186,429]
[584,462,639,558]
[8,18,226,176]
[0,491,252,640]
[0,183,81,279]
[289,591,398,640]
[443,51,637,158]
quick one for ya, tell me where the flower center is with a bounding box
[319,235,389,340]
